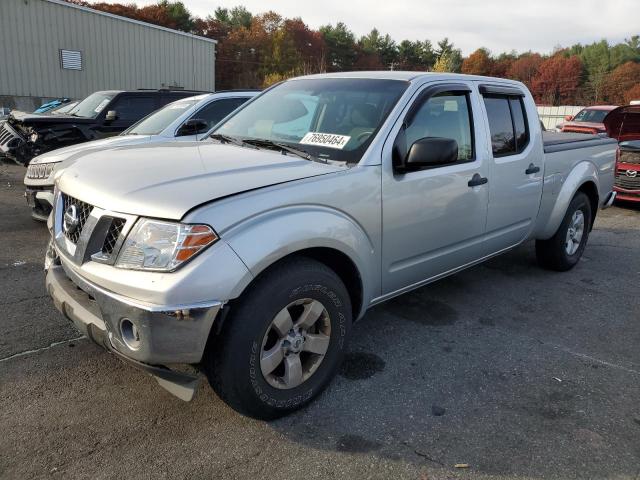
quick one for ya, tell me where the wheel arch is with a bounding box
[535,161,600,240]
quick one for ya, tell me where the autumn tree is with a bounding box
[489,52,516,78]
[531,55,583,105]
[461,48,493,75]
[507,53,543,85]
[432,52,456,73]
[434,38,462,72]
[63,1,640,100]
[625,84,640,104]
[602,62,640,104]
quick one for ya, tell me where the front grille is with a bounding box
[102,218,126,255]
[0,121,23,149]
[615,170,640,191]
[61,193,93,244]
[26,162,56,179]
[619,150,640,165]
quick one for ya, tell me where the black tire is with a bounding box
[536,192,592,271]
[203,256,352,419]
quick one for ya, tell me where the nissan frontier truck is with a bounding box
[44,72,617,419]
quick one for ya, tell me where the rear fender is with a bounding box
[535,161,599,239]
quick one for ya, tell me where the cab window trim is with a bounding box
[395,84,476,171]
[482,93,530,158]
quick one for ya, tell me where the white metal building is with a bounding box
[0,0,216,111]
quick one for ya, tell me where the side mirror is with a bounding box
[396,137,458,172]
[564,114,573,121]
[105,110,117,122]
[178,118,208,136]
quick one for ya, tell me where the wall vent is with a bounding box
[60,49,82,70]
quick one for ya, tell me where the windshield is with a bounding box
[213,78,408,163]
[573,109,609,123]
[124,98,198,135]
[51,101,78,115]
[67,92,115,118]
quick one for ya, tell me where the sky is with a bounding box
[101,0,637,55]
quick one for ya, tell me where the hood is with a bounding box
[31,135,155,164]
[57,141,346,220]
[562,121,606,133]
[603,105,640,142]
[10,111,94,125]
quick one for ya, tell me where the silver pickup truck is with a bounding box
[45,72,617,419]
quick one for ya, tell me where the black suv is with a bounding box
[0,89,205,165]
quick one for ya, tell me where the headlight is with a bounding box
[26,162,57,179]
[115,219,218,271]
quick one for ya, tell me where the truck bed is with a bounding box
[543,131,616,153]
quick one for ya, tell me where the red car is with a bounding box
[604,105,640,202]
[561,105,618,134]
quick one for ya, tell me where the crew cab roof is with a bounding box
[295,71,527,87]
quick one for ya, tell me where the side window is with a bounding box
[404,91,474,162]
[109,96,157,122]
[509,97,529,152]
[483,95,529,156]
[193,98,249,129]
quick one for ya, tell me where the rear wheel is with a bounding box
[203,256,352,419]
[536,192,592,271]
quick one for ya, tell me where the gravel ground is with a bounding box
[1,162,639,480]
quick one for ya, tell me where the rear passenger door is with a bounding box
[478,84,544,253]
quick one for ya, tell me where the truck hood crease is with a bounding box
[57,142,346,219]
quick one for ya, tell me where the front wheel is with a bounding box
[203,257,352,419]
[536,192,592,271]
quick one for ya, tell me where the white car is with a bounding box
[24,90,258,220]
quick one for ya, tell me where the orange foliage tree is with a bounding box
[461,48,493,75]
[531,55,583,105]
[602,62,640,104]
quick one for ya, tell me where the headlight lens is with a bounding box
[115,219,218,271]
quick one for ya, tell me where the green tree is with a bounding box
[319,22,357,71]
[359,28,398,68]
[435,38,462,72]
[580,40,612,103]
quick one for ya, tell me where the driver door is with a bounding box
[381,83,490,296]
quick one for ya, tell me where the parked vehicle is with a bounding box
[560,105,618,134]
[49,101,80,115]
[604,105,640,202]
[34,98,71,114]
[45,72,617,419]
[0,89,205,165]
[24,91,258,221]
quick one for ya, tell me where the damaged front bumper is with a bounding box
[45,244,222,401]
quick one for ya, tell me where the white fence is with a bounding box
[537,105,584,130]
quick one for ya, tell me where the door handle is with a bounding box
[468,173,488,187]
[525,163,540,175]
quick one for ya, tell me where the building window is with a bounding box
[60,49,82,70]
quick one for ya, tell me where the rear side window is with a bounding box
[193,97,249,130]
[110,96,157,122]
[404,91,474,162]
[483,95,529,156]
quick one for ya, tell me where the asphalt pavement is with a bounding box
[1,162,639,480]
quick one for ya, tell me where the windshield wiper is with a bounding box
[210,133,256,149]
[242,138,317,162]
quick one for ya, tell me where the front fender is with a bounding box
[223,205,377,314]
[535,161,599,239]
